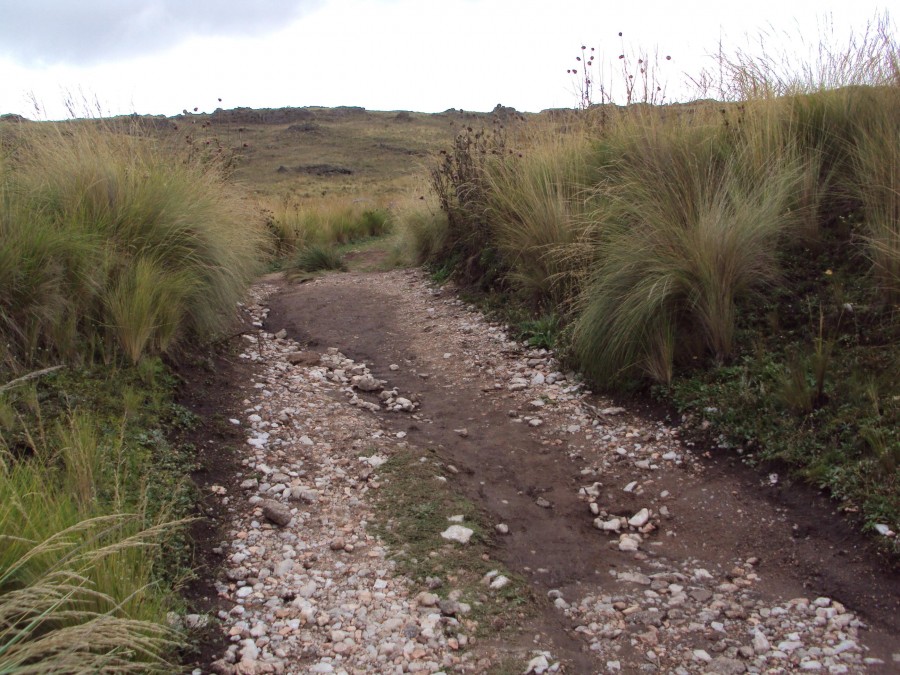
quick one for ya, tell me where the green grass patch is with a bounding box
[371,449,533,638]
[663,231,899,547]
[0,360,201,669]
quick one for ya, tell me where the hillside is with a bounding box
[136,105,531,200]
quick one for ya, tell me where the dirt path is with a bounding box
[195,268,898,674]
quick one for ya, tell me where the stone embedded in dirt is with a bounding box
[285,350,320,366]
[580,482,602,498]
[693,568,714,581]
[617,571,651,585]
[618,534,641,552]
[415,591,439,607]
[440,524,474,544]
[628,508,650,528]
[454,427,469,437]
[595,517,622,532]
[508,379,528,391]
[361,454,387,468]
[351,373,383,392]
[524,651,555,674]
[529,418,543,427]
[624,481,638,493]
[389,363,399,370]
[329,537,346,550]
[535,497,551,508]
[752,629,771,654]
[274,559,294,576]
[393,397,415,412]
[710,656,747,673]
[692,649,712,662]
[261,499,292,526]
[690,588,713,602]
[495,523,509,534]
[600,406,626,415]
[489,575,510,590]
[274,329,287,339]
[288,486,318,503]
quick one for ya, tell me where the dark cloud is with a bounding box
[0,0,324,65]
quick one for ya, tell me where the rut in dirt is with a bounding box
[263,268,900,670]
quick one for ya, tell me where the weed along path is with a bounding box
[198,267,899,675]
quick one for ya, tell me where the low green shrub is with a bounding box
[0,365,194,671]
[289,244,347,273]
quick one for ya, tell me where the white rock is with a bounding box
[352,374,382,392]
[362,454,388,468]
[594,517,622,532]
[752,629,770,654]
[394,397,415,411]
[489,575,510,590]
[692,649,712,662]
[618,534,640,552]
[628,509,650,527]
[525,651,553,674]
[440,525,474,544]
[240,639,259,661]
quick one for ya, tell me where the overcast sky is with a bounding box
[0,0,893,119]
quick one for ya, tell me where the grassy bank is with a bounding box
[0,118,267,669]
[265,195,393,274]
[408,28,899,545]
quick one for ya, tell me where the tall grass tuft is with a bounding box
[0,120,266,370]
[573,117,800,383]
[289,244,347,274]
[393,193,449,265]
[484,126,595,306]
[851,88,900,304]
